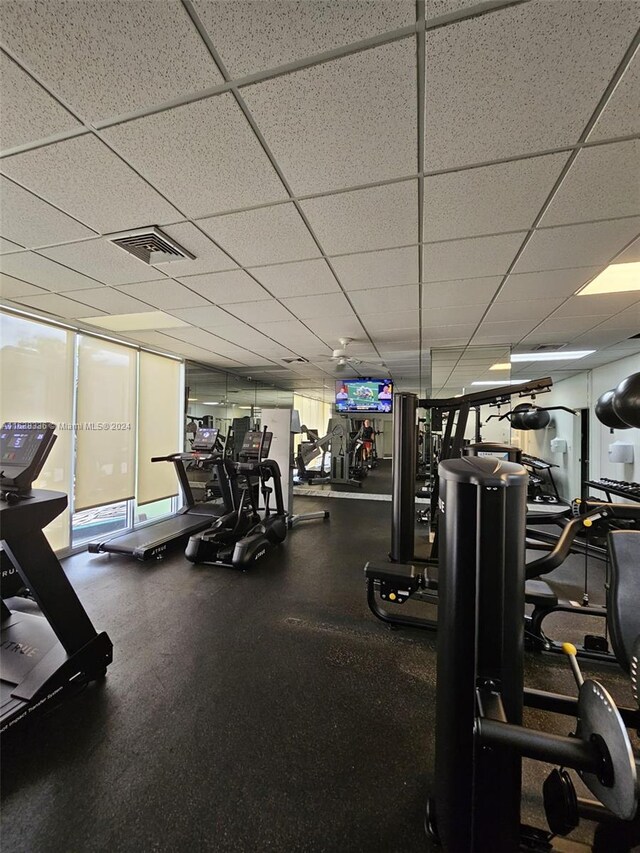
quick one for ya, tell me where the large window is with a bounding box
[75,335,137,511]
[0,309,183,555]
[0,313,74,550]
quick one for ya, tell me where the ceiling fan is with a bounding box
[323,338,390,374]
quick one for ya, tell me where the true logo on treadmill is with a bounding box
[254,549,266,560]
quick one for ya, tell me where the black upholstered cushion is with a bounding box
[607,531,640,673]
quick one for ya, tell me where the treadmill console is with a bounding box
[0,422,57,498]
[192,427,219,453]
[240,430,272,460]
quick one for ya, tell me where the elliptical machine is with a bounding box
[185,428,287,569]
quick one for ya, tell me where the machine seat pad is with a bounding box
[364,561,421,585]
[525,579,558,608]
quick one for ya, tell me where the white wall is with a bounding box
[589,355,640,486]
[519,373,588,499]
[521,354,640,500]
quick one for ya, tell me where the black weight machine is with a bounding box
[425,456,640,852]
[1,422,113,733]
[365,379,556,630]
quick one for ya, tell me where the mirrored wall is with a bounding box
[184,361,294,450]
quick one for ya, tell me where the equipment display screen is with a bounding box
[335,380,393,413]
[0,427,48,465]
[241,431,273,457]
[192,428,219,452]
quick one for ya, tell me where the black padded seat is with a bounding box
[525,579,559,608]
[607,530,640,673]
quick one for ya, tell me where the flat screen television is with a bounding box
[335,379,393,414]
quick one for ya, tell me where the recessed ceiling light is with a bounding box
[187,397,198,401]
[511,350,594,362]
[238,406,253,410]
[490,363,511,370]
[79,311,189,331]
[577,262,640,295]
[471,380,532,386]
[202,401,221,406]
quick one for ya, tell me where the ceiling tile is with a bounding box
[497,267,601,302]
[250,258,339,298]
[331,246,418,291]
[116,280,211,310]
[422,277,501,308]
[540,141,640,227]
[0,51,80,151]
[0,0,222,122]
[525,315,605,339]
[168,305,235,327]
[349,284,418,314]
[594,302,640,330]
[61,286,155,315]
[0,237,24,253]
[423,232,525,281]
[421,304,485,325]
[424,154,568,241]
[512,217,640,273]
[251,318,324,344]
[242,40,416,196]
[198,203,320,266]
[0,175,95,247]
[163,328,254,363]
[303,315,365,341]
[361,310,419,331]
[472,321,534,343]
[588,51,640,142]
[281,291,353,320]
[195,0,413,77]
[152,223,237,276]
[614,237,640,264]
[301,180,418,255]
[422,323,475,341]
[176,270,270,304]
[0,135,181,233]
[424,2,639,169]
[426,0,479,17]
[226,299,293,324]
[104,95,287,218]
[485,298,564,324]
[0,272,47,299]
[375,330,420,345]
[41,238,164,285]
[15,291,106,319]
[552,292,640,319]
[0,251,101,292]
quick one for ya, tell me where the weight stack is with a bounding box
[432,455,528,852]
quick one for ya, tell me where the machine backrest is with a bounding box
[607,530,640,673]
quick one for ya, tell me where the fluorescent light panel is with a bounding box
[490,363,511,370]
[578,262,640,295]
[79,311,190,331]
[511,350,594,362]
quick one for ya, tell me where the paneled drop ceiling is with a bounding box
[0,0,638,401]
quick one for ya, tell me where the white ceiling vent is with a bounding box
[110,226,195,264]
[282,356,309,364]
[532,343,566,352]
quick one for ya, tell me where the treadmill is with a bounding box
[1,422,113,732]
[88,428,229,561]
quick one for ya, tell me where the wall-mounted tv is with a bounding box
[335,379,393,414]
